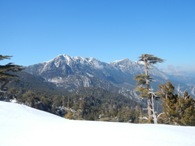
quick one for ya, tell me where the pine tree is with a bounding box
[158,82,195,126]
[0,55,23,79]
[135,54,164,123]
[0,55,23,100]
[157,82,178,124]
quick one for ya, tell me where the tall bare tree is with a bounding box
[135,54,164,123]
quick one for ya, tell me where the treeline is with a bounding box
[2,86,142,123]
[3,80,195,125]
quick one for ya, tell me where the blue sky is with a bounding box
[0,0,195,72]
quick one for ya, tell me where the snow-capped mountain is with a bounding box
[26,54,122,93]
[25,54,195,98]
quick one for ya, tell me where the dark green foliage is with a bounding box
[12,86,141,123]
[0,55,23,101]
[179,97,195,125]
[158,82,195,126]
[117,106,141,122]
[61,88,141,122]
[135,74,148,85]
[0,55,23,79]
[138,54,164,64]
[81,96,102,120]
[0,55,11,60]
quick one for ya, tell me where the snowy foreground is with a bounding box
[1,101,195,146]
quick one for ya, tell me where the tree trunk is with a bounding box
[151,94,157,124]
[147,98,153,123]
[144,60,153,123]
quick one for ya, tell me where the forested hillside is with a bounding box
[1,54,195,125]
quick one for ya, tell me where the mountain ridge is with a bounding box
[25,54,195,98]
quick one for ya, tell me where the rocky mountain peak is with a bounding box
[25,54,195,97]
[52,54,73,67]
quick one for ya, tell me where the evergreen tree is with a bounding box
[135,54,164,123]
[0,55,23,101]
[158,82,195,126]
[21,90,37,107]
[0,55,23,79]
[157,82,178,124]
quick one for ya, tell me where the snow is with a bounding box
[1,101,195,146]
[74,56,88,64]
[191,86,195,95]
[86,72,94,77]
[112,58,134,64]
[48,77,63,83]
[82,76,91,87]
[88,58,104,69]
[63,54,73,66]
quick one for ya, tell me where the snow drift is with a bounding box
[0,101,195,146]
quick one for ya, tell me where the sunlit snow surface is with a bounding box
[1,101,195,146]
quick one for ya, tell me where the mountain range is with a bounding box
[23,54,195,100]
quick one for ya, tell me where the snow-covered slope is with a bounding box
[1,101,195,146]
